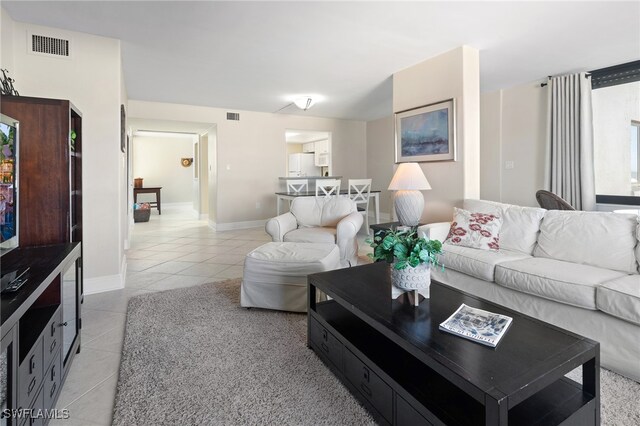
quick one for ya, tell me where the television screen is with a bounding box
[0,114,18,255]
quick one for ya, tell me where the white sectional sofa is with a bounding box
[420,199,640,381]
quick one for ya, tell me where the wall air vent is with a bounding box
[226,112,240,121]
[29,33,71,58]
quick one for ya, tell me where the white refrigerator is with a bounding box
[288,153,320,177]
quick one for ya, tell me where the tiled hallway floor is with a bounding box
[52,208,373,425]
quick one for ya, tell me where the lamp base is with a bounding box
[393,190,424,227]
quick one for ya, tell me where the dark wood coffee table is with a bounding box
[307,262,599,425]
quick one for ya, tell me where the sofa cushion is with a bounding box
[597,275,640,326]
[463,199,546,255]
[534,210,638,274]
[284,227,336,244]
[446,208,502,251]
[439,243,531,282]
[495,258,627,310]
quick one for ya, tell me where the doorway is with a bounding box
[285,130,332,177]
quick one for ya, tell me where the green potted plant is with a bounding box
[367,228,443,294]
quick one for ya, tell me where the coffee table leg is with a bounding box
[583,353,600,425]
[485,395,508,425]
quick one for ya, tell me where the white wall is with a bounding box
[391,46,481,223]
[207,128,218,223]
[132,135,196,205]
[593,81,640,196]
[0,8,14,72]
[128,101,367,227]
[1,13,126,292]
[199,134,209,217]
[480,82,548,207]
[365,116,395,217]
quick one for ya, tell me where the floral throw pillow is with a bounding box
[446,208,503,251]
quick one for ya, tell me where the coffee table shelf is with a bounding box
[308,262,599,426]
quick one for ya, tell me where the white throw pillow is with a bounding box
[446,208,503,251]
[463,199,546,255]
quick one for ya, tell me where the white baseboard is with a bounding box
[209,219,265,232]
[84,255,126,295]
[199,213,209,221]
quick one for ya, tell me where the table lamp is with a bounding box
[388,163,431,227]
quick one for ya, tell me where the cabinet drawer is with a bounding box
[43,350,62,410]
[18,339,43,409]
[343,348,392,423]
[43,307,62,369]
[20,387,44,426]
[396,394,432,426]
[309,317,342,370]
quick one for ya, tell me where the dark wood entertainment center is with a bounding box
[1,95,83,425]
[308,262,599,426]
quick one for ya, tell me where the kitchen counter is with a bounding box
[278,176,344,193]
[278,176,342,179]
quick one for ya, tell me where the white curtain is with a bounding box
[545,72,596,211]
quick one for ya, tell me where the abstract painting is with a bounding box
[395,99,456,163]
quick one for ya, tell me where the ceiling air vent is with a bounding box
[30,33,70,58]
[226,112,240,121]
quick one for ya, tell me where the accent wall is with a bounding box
[390,46,481,223]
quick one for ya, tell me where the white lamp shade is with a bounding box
[388,163,431,191]
[293,97,316,110]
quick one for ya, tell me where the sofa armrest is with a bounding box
[417,222,451,242]
[265,213,297,242]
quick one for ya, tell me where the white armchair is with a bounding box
[265,197,363,266]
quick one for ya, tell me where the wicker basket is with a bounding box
[134,209,150,223]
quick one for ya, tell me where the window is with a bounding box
[592,60,640,205]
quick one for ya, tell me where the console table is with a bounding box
[1,243,82,425]
[307,262,599,425]
[133,187,162,215]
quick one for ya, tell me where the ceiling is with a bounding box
[3,1,639,121]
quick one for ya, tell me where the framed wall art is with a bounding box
[395,99,456,163]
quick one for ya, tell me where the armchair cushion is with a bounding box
[284,227,337,244]
[291,197,356,227]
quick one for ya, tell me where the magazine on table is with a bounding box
[439,304,513,347]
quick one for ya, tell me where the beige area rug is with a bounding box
[112,279,374,425]
[112,279,640,425]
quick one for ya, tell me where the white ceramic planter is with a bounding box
[390,262,431,293]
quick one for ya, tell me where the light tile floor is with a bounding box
[52,208,373,425]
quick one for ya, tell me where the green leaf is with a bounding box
[418,249,430,261]
[381,235,395,250]
[393,242,408,256]
[394,260,407,270]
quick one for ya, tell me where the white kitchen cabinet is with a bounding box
[302,142,315,153]
[315,140,329,153]
[314,139,330,167]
